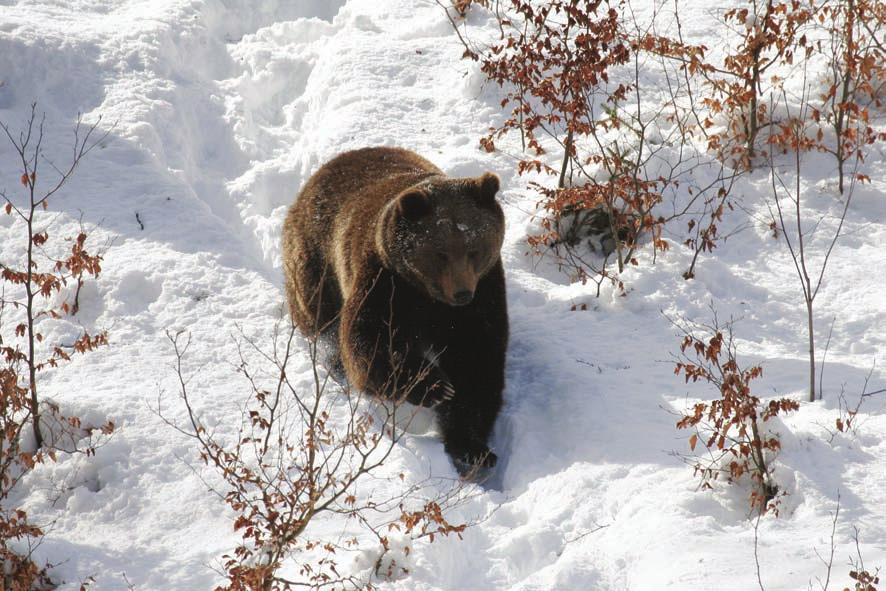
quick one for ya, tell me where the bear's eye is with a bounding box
[436,252,449,262]
[467,250,479,260]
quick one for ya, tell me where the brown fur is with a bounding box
[282,147,509,472]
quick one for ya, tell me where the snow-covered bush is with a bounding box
[701,0,814,170]
[808,0,884,194]
[671,314,799,514]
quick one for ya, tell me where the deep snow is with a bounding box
[0,0,885,589]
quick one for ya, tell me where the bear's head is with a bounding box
[377,173,504,306]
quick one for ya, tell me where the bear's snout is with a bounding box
[438,262,478,306]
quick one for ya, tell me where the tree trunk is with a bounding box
[835,0,854,195]
[26,208,43,448]
[558,127,574,189]
[807,298,816,402]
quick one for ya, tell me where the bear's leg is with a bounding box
[339,270,456,406]
[287,252,342,337]
[436,271,507,474]
[435,390,502,471]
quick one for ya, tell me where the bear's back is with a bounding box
[298,147,439,220]
[282,147,445,308]
[286,147,441,254]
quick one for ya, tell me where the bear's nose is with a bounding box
[453,290,474,306]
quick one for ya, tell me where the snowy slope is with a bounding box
[0,0,885,589]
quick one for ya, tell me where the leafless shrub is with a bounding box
[766,85,866,402]
[818,366,886,443]
[159,319,477,590]
[0,103,111,447]
[0,104,114,591]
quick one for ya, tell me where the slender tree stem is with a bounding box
[807,299,816,402]
[25,179,42,448]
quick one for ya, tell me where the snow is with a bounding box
[0,0,885,589]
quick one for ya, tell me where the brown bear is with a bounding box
[282,147,508,473]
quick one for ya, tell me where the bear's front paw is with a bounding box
[449,445,497,478]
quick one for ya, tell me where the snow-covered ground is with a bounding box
[1,0,885,589]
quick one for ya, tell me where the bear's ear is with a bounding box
[396,189,431,221]
[476,172,500,205]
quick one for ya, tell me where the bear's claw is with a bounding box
[450,447,497,479]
